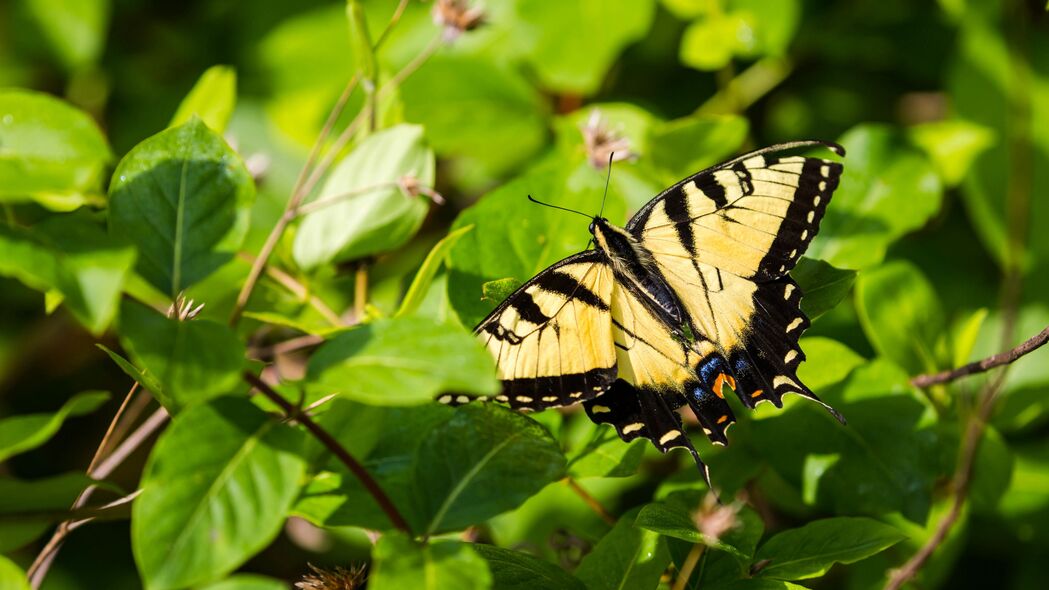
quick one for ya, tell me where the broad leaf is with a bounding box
[0,89,111,210]
[22,0,109,70]
[293,124,434,270]
[806,124,943,269]
[647,114,749,185]
[795,337,865,392]
[666,505,765,589]
[119,300,245,411]
[0,391,109,462]
[907,119,994,187]
[109,118,255,297]
[305,316,498,406]
[753,517,906,580]
[855,260,945,375]
[0,472,100,552]
[791,257,856,321]
[635,491,755,560]
[132,397,306,590]
[96,344,165,401]
[575,508,670,590]
[170,65,237,132]
[0,555,30,590]
[370,534,491,590]
[471,544,585,590]
[397,225,474,318]
[566,422,646,479]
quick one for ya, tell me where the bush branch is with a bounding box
[910,324,1049,388]
[242,371,411,534]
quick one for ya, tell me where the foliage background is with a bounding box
[1,0,1048,588]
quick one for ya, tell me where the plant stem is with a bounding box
[353,263,369,321]
[673,542,706,590]
[243,371,411,533]
[910,324,1049,388]
[563,477,616,525]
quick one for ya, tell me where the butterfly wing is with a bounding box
[460,251,618,411]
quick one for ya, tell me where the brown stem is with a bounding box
[377,34,443,99]
[373,0,410,50]
[86,383,138,473]
[673,542,706,590]
[235,252,343,327]
[243,371,411,533]
[249,334,325,360]
[353,263,369,321]
[28,408,170,588]
[563,478,616,525]
[910,324,1049,388]
[293,181,402,218]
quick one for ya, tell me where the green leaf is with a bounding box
[22,0,109,70]
[109,118,256,297]
[293,124,434,270]
[170,65,237,132]
[907,119,995,187]
[566,422,646,479]
[471,544,585,590]
[0,472,99,552]
[0,391,109,462]
[0,555,30,590]
[400,54,548,177]
[951,307,988,368]
[397,225,474,318]
[0,214,135,335]
[0,89,111,210]
[305,316,497,406]
[855,261,945,375]
[119,299,245,411]
[753,517,906,580]
[132,397,306,590]
[96,344,165,401]
[795,337,865,392]
[647,115,749,185]
[196,575,288,590]
[679,12,746,71]
[969,426,1013,513]
[671,505,766,588]
[805,124,943,269]
[416,404,566,535]
[370,534,491,590]
[515,0,656,94]
[791,257,856,320]
[635,492,755,560]
[575,508,670,590]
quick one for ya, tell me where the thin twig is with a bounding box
[353,264,369,321]
[250,334,325,360]
[373,0,411,50]
[378,34,443,98]
[293,181,402,217]
[563,478,616,525]
[28,408,170,588]
[86,383,138,473]
[235,252,343,327]
[673,542,706,590]
[243,371,411,533]
[910,325,1049,388]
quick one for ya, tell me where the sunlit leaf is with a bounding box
[753,517,905,580]
[471,544,585,590]
[0,472,101,552]
[132,397,306,590]
[0,391,108,462]
[0,555,30,590]
[397,225,474,318]
[647,114,749,184]
[370,533,491,590]
[109,118,255,297]
[796,337,865,392]
[575,508,670,590]
[170,65,237,132]
[908,119,995,187]
[791,257,856,321]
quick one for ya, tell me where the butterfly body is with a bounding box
[446,141,848,488]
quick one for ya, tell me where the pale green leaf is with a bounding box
[397,225,474,318]
[370,534,491,590]
[908,119,995,187]
[0,555,30,590]
[0,391,109,462]
[170,65,237,132]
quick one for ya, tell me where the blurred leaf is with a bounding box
[471,544,585,590]
[731,0,801,57]
[801,453,840,505]
[370,534,491,590]
[293,124,434,270]
[170,65,237,132]
[796,337,864,392]
[951,307,988,368]
[791,257,856,320]
[305,316,497,406]
[753,517,905,580]
[969,426,1013,513]
[397,225,474,318]
[119,300,245,411]
[575,508,670,590]
[566,423,646,479]
[855,260,945,375]
[908,119,995,187]
[0,89,111,209]
[0,555,29,590]
[679,12,745,71]
[23,0,109,70]
[515,0,656,94]
[635,499,747,559]
[96,344,165,401]
[0,214,135,334]
[647,114,749,184]
[401,54,548,176]
[667,503,765,589]
[752,361,944,522]
[132,397,306,590]
[0,391,108,462]
[196,575,287,590]
[416,404,566,535]
[109,118,255,297]
[0,472,103,552]
[806,124,943,269]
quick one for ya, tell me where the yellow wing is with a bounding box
[455,252,618,411]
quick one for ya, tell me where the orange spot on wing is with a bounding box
[750,389,764,398]
[717,415,729,424]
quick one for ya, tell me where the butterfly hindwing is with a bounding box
[465,251,618,411]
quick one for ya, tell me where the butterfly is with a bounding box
[440,141,847,488]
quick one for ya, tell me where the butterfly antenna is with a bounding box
[527,195,593,220]
[599,151,614,218]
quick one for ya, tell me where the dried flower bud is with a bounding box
[581,110,636,169]
[399,173,445,204]
[295,563,367,590]
[166,293,205,321]
[433,0,485,42]
[691,492,741,544]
